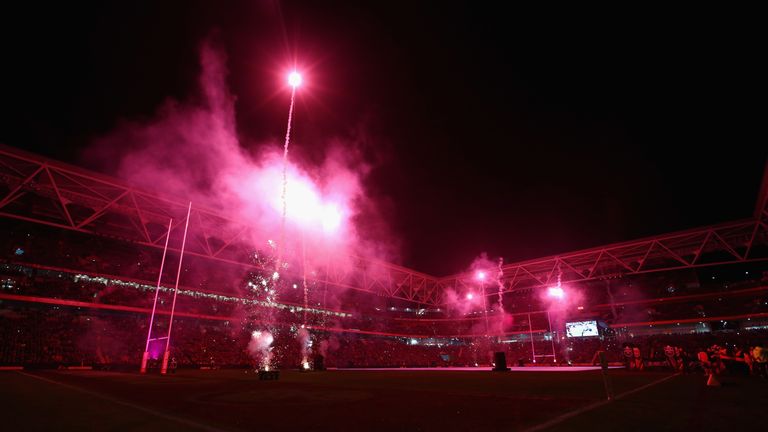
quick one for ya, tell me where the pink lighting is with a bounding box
[547,287,565,299]
[466,293,474,300]
[288,71,302,88]
[476,271,486,281]
[252,161,350,235]
[322,203,343,233]
[280,176,321,221]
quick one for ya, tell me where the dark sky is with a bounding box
[1,2,765,276]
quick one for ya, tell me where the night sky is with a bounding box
[1,2,765,276]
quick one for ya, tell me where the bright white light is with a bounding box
[476,271,486,281]
[321,203,343,233]
[548,287,565,299]
[285,178,322,221]
[288,71,302,88]
[253,161,349,236]
[466,293,474,300]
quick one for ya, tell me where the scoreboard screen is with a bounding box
[565,320,599,337]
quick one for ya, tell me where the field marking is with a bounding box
[521,373,681,432]
[611,372,681,401]
[336,366,623,372]
[17,371,232,432]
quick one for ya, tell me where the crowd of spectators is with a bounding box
[612,331,768,377]
[3,301,768,377]
[2,218,768,377]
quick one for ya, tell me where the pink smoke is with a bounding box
[84,37,398,290]
[538,283,585,335]
[296,326,311,364]
[442,253,513,336]
[247,330,274,370]
[444,253,498,316]
[317,334,340,357]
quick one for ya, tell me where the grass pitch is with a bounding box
[1,368,764,431]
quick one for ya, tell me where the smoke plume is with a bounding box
[247,330,274,370]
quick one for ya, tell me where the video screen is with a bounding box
[565,320,599,337]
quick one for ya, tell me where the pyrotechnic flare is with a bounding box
[496,257,505,335]
[475,269,490,337]
[302,231,309,326]
[548,268,564,299]
[248,330,275,371]
[297,326,311,370]
[496,258,504,311]
[277,70,302,272]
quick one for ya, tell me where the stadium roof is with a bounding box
[1,144,766,305]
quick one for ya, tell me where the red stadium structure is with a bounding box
[1,142,767,370]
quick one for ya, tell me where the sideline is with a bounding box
[521,373,681,432]
[336,366,623,372]
[17,371,232,432]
